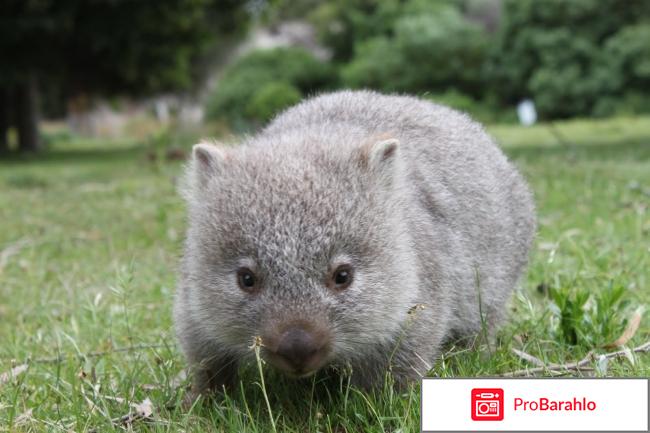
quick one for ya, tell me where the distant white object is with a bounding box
[517,99,537,126]
[154,99,170,123]
[178,104,204,126]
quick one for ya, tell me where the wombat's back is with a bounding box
[265,90,536,335]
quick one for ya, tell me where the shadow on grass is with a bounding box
[0,143,146,166]
[505,137,650,163]
[1,135,648,167]
[182,368,413,432]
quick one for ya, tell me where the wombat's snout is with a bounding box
[277,328,319,368]
[267,325,330,376]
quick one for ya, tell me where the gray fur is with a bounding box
[174,90,536,394]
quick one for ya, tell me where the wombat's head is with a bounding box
[180,134,419,377]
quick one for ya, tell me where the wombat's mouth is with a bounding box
[263,348,330,378]
[260,324,332,377]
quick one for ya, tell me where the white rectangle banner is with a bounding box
[421,378,648,432]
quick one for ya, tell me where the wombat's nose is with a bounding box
[276,327,321,370]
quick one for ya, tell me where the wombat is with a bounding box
[174,90,536,398]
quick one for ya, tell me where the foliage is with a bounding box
[426,91,515,124]
[342,5,488,97]
[0,0,249,152]
[206,47,336,129]
[0,0,248,96]
[303,0,650,122]
[307,0,404,61]
[489,0,650,119]
[306,0,497,121]
[548,284,629,346]
[603,23,650,91]
[246,82,302,123]
[594,23,650,116]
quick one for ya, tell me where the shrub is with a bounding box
[548,284,630,348]
[308,0,403,61]
[489,0,650,119]
[339,37,402,91]
[602,23,650,95]
[245,81,302,123]
[341,5,489,98]
[426,90,514,124]
[206,47,336,130]
[524,29,603,119]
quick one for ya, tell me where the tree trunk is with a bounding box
[16,73,41,152]
[0,86,9,153]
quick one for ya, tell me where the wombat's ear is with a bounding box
[366,137,399,168]
[361,135,400,177]
[193,141,225,175]
[182,141,226,197]
[359,135,401,188]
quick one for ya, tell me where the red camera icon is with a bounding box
[471,388,504,421]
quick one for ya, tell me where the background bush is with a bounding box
[245,81,302,122]
[426,91,515,124]
[308,0,404,62]
[205,47,336,130]
[341,3,488,98]
[489,0,650,119]
[206,0,650,128]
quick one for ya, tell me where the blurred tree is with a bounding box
[0,88,9,153]
[341,2,488,98]
[308,0,403,62]
[489,0,650,119]
[0,0,248,153]
[596,23,650,115]
[206,47,336,130]
[245,81,302,122]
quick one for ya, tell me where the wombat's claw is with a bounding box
[181,389,201,411]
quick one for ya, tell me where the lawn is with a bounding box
[1,116,648,432]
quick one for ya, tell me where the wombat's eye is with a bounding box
[237,267,258,292]
[329,265,354,291]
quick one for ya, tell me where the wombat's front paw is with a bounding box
[181,378,236,411]
[181,388,202,411]
[182,362,239,410]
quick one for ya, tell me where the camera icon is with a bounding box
[471,388,504,421]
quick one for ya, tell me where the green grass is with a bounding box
[1,116,649,432]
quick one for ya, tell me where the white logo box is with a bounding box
[421,378,648,432]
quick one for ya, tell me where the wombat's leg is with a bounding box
[448,308,502,353]
[348,357,422,391]
[183,356,238,409]
[347,355,399,391]
[349,365,386,391]
[385,315,446,387]
[389,359,429,389]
